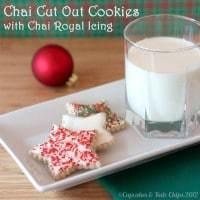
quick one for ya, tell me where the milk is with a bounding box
[125,37,200,122]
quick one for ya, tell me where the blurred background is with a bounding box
[1,1,200,200]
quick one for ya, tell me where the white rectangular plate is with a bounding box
[1,80,200,192]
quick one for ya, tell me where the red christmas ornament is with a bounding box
[32,44,74,86]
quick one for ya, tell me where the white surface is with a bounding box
[1,80,200,192]
[125,37,200,121]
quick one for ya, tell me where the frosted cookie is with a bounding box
[62,113,114,150]
[65,101,127,133]
[29,125,100,180]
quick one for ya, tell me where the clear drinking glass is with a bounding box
[124,14,200,138]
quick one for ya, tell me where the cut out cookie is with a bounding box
[29,125,101,180]
[65,101,127,133]
[62,113,114,150]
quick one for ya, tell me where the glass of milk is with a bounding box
[124,14,200,138]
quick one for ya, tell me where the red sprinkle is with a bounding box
[31,125,100,176]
